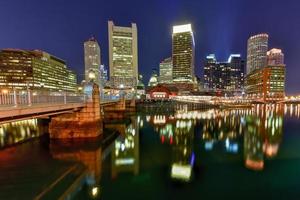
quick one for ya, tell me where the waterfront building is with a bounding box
[245,34,286,102]
[245,65,285,102]
[246,34,268,74]
[146,85,178,100]
[0,49,77,93]
[159,57,173,84]
[172,24,195,83]
[203,54,245,95]
[108,21,138,89]
[84,37,101,84]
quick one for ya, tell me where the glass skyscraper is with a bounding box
[172,24,195,83]
[246,33,268,74]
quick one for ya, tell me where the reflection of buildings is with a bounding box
[201,109,243,153]
[244,104,284,170]
[144,112,195,181]
[50,139,102,198]
[0,119,46,148]
[171,118,194,182]
[111,118,139,177]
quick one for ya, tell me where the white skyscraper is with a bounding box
[108,21,138,89]
[246,33,268,74]
[84,37,101,85]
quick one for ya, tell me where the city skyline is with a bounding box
[0,0,299,94]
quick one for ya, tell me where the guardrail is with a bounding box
[0,91,85,107]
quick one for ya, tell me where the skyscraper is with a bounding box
[159,57,173,83]
[228,54,245,92]
[246,34,268,74]
[172,24,195,83]
[84,37,101,85]
[203,54,245,94]
[108,21,138,89]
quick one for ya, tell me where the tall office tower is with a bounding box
[84,37,101,84]
[246,33,268,74]
[172,24,195,83]
[228,54,245,92]
[203,54,245,94]
[108,21,138,89]
[267,48,284,65]
[159,57,173,83]
[0,49,77,92]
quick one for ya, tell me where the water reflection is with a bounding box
[171,118,194,182]
[111,117,139,177]
[143,104,289,172]
[0,119,47,148]
[244,104,283,170]
[50,139,102,199]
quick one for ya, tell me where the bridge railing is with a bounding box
[0,91,85,107]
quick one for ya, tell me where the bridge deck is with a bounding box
[0,103,85,122]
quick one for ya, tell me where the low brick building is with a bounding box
[146,85,178,100]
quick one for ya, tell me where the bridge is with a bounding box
[0,90,120,124]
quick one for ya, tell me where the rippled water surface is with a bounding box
[1,104,300,199]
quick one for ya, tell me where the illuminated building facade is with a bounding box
[0,49,77,92]
[203,54,245,95]
[246,33,268,74]
[246,48,285,102]
[267,48,284,65]
[146,85,178,100]
[172,24,195,83]
[84,37,101,85]
[108,21,138,89]
[159,57,173,83]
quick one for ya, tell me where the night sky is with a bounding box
[0,0,299,94]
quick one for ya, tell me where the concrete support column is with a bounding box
[49,83,102,139]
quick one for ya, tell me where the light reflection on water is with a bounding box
[0,119,47,148]
[1,103,300,199]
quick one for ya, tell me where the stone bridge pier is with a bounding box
[49,83,102,139]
